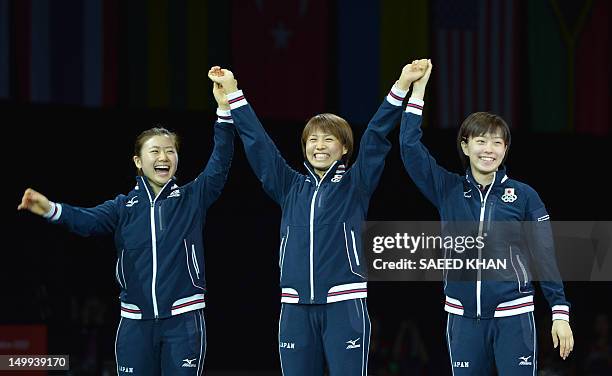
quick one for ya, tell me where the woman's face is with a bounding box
[461,132,507,176]
[305,128,347,176]
[133,135,178,191]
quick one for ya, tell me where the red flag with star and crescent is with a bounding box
[231,0,329,121]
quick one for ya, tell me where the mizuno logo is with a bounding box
[346,338,361,349]
[181,358,197,368]
[518,355,532,366]
[126,196,139,207]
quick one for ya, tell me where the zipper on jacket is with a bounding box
[306,162,337,303]
[149,201,159,317]
[309,186,320,303]
[141,177,173,319]
[474,174,495,318]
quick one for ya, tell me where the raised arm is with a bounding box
[351,60,428,195]
[208,67,299,205]
[18,188,119,236]
[192,81,236,207]
[399,60,457,209]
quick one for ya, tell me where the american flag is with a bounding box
[432,0,520,129]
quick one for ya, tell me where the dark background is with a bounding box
[2,0,611,375]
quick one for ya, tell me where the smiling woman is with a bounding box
[133,129,180,195]
[208,61,427,376]
[399,60,575,374]
[301,113,352,178]
[457,112,511,186]
[17,84,236,375]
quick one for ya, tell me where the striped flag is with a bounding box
[336,0,429,126]
[5,1,228,110]
[432,0,520,129]
[528,0,609,135]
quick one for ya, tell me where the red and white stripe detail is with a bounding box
[551,304,570,322]
[406,98,424,116]
[171,293,205,316]
[494,295,534,317]
[327,282,367,303]
[43,202,62,221]
[281,288,299,304]
[386,85,408,106]
[120,302,142,320]
[216,108,233,123]
[227,90,247,110]
[444,296,465,315]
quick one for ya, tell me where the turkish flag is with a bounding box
[231,0,329,121]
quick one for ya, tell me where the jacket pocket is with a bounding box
[184,239,205,290]
[279,226,290,279]
[343,223,364,278]
[115,249,126,288]
[516,254,529,287]
[191,244,201,279]
[509,246,529,292]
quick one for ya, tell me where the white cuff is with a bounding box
[551,305,570,322]
[216,108,233,123]
[43,202,62,221]
[405,97,424,115]
[227,90,247,110]
[386,85,407,106]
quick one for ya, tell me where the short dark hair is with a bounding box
[301,113,354,164]
[456,112,511,169]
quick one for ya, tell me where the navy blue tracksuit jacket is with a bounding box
[227,88,405,305]
[47,122,235,320]
[399,98,570,322]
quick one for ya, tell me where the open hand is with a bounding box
[552,320,574,360]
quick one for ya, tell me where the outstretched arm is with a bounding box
[18,188,52,216]
[208,67,299,205]
[193,80,236,207]
[399,60,457,209]
[18,188,119,236]
[351,60,429,195]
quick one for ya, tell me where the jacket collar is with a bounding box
[135,175,177,202]
[464,166,508,188]
[303,160,346,185]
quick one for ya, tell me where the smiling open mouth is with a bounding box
[154,165,170,173]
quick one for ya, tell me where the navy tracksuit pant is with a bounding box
[278,298,371,376]
[115,309,206,375]
[446,312,537,375]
